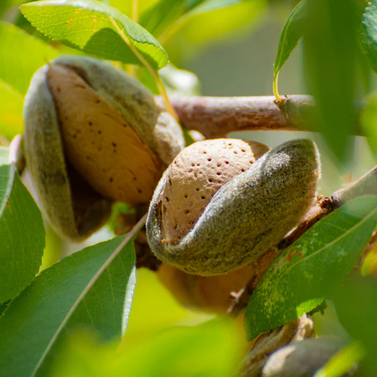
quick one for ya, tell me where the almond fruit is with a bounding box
[161,139,256,244]
[23,55,185,240]
[147,139,321,276]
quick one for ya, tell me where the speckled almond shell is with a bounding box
[147,139,321,276]
[50,55,185,166]
[161,139,256,244]
[23,65,111,241]
[23,55,185,241]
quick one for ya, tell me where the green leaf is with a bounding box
[52,320,242,377]
[20,0,168,70]
[334,276,377,371]
[0,79,24,140]
[314,341,365,377]
[0,147,45,303]
[0,235,137,377]
[273,0,307,77]
[0,22,58,95]
[303,0,358,162]
[360,92,377,155]
[245,196,377,341]
[360,0,377,73]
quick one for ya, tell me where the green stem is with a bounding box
[273,71,284,103]
[109,17,178,121]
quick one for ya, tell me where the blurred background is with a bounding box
[1,0,376,362]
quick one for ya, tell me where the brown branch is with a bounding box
[229,164,377,316]
[155,95,315,138]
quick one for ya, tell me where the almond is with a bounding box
[147,139,321,276]
[47,63,162,205]
[161,139,256,244]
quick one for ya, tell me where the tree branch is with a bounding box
[229,164,377,316]
[155,95,315,138]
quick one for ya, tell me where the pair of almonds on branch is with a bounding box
[23,55,321,278]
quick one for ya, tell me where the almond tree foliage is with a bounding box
[1,0,377,376]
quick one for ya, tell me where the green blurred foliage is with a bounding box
[52,319,242,377]
[303,0,358,164]
[1,0,377,375]
[334,277,377,375]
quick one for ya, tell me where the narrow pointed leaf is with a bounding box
[20,0,168,70]
[273,0,307,76]
[245,196,377,341]
[0,147,45,303]
[360,0,377,73]
[0,235,137,377]
[303,0,358,161]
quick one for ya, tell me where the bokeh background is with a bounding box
[1,0,376,361]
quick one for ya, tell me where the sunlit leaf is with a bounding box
[0,146,45,303]
[360,92,377,155]
[52,320,242,377]
[0,79,23,140]
[274,0,307,77]
[0,235,137,377]
[245,196,377,341]
[20,0,168,69]
[0,22,58,94]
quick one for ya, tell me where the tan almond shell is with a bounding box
[52,55,185,167]
[47,63,162,205]
[147,139,321,276]
[23,65,111,241]
[161,139,256,244]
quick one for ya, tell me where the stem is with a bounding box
[109,17,178,121]
[132,0,139,23]
[273,72,284,103]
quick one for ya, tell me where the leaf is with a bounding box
[20,0,168,70]
[360,0,377,73]
[245,196,377,341]
[0,147,45,303]
[0,79,24,140]
[273,0,307,77]
[303,0,359,162]
[314,341,365,377]
[0,22,58,95]
[52,319,242,377]
[0,231,139,377]
[360,92,377,155]
[334,276,377,370]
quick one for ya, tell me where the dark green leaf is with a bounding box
[273,0,307,77]
[245,196,377,341]
[0,299,11,318]
[20,0,168,70]
[0,235,137,377]
[335,276,377,370]
[360,0,377,73]
[0,22,58,95]
[0,147,45,303]
[303,0,358,161]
